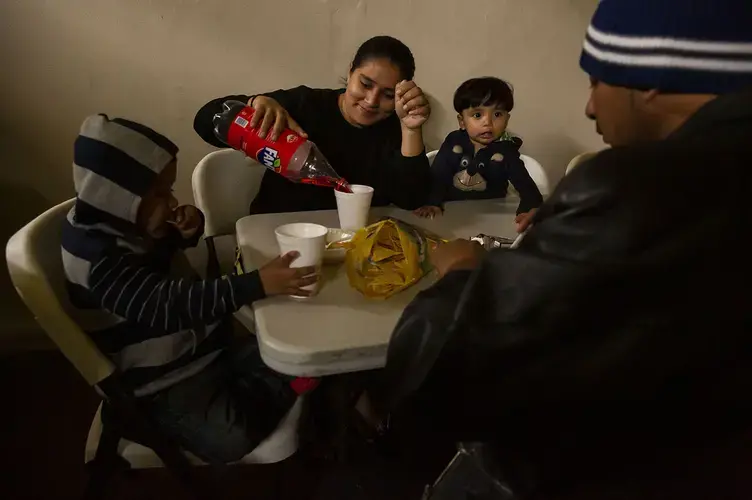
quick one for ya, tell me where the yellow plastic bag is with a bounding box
[345,218,445,299]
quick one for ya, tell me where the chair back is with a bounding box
[565,151,599,176]
[519,154,550,196]
[5,199,114,386]
[192,149,265,238]
[426,150,439,166]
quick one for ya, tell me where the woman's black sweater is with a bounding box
[194,86,431,214]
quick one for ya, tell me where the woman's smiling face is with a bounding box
[341,58,402,127]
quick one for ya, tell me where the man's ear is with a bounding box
[457,114,465,130]
[642,89,660,104]
[629,88,658,110]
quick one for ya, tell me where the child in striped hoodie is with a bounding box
[61,114,318,463]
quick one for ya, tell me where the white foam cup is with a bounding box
[274,222,328,297]
[334,184,374,230]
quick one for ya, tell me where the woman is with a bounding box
[194,36,432,214]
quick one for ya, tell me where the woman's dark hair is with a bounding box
[350,36,416,81]
[453,77,515,114]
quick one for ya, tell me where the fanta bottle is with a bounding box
[213,100,351,192]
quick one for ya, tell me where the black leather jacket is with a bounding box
[379,89,752,493]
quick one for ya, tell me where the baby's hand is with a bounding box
[171,205,203,239]
[414,206,443,219]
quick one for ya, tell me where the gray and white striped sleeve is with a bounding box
[88,255,267,334]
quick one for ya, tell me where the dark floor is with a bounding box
[4,350,752,500]
[0,350,451,500]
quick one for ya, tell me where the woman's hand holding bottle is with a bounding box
[248,96,308,141]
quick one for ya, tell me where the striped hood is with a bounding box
[60,116,228,396]
[580,0,752,94]
[63,114,179,302]
[70,114,178,236]
[62,113,180,319]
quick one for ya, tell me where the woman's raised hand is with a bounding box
[395,80,431,130]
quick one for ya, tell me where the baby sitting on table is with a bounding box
[415,77,542,220]
[61,114,319,464]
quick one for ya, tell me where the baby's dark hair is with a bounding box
[453,77,514,114]
[350,36,416,81]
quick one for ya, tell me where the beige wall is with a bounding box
[0,0,602,349]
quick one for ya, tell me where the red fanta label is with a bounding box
[226,106,305,175]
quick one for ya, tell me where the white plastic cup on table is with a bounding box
[274,223,328,298]
[335,184,374,230]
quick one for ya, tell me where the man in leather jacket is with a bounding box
[378,0,752,495]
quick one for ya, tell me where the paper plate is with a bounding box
[324,228,356,263]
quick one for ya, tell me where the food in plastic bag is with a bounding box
[345,217,446,299]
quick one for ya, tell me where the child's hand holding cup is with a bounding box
[273,223,328,299]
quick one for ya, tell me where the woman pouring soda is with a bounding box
[193,35,432,215]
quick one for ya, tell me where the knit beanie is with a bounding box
[580,0,752,94]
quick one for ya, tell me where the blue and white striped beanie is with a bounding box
[580,0,752,94]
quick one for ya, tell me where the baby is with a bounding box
[415,77,542,218]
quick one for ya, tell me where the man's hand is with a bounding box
[172,205,203,239]
[431,239,485,278]
[259,252,319,297]
[515,208,538,233]
[414,205,443,219]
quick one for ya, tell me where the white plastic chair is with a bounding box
[191,148,265,333]
[6,199,112,385]
[191,149,266,277]
[426,149,439,166]
[565,151,599,176]
[519,154,550,197]
[84,396,304,469]
[6,198,304,498]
